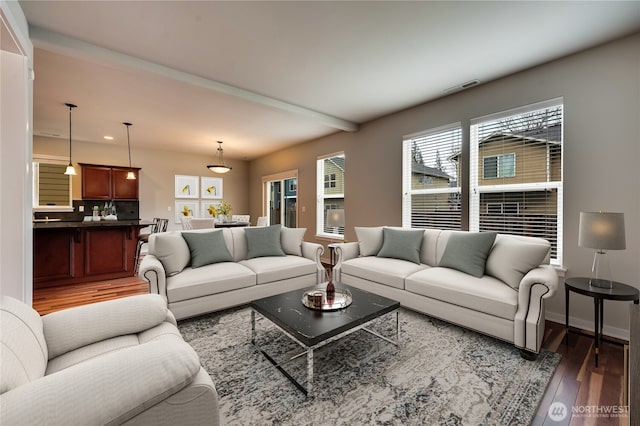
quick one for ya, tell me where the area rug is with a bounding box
[178,307,560,425]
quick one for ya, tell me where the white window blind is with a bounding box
[316,152,345,238]
[470,99,563,264]
[403,124,462,229]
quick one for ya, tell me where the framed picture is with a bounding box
[201,201,221,218]
[201,177,223,199]
[175,200,198,224]
[175,175,199,199]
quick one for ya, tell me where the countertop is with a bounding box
[33,220,153,229]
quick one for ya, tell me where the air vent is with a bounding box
[445,80,480,94]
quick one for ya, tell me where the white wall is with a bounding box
[250,33,640,338]
[0,1,33,302]
[33,137,250,231]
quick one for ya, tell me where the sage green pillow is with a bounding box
[439,232,497,278]
[181,230,232,268]
[245,224,286,259]
[376,227,424,264]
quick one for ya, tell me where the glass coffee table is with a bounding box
[250,283,400,397]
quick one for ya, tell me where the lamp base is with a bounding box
[588,278,613,289]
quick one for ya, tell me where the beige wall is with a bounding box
[33,137,250,231]
[249,33,640,338]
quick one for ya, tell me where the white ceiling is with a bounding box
[20,1,640,160]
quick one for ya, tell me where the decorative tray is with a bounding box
[301,288,352,311]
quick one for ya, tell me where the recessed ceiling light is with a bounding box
[104,136,114,140]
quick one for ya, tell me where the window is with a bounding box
[483,153,515,179]
[317,153,345,238]
[471,99,563,264]
[32,155,73,212]
[402,124,462,230]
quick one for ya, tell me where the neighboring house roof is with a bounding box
[449,123,562,160]
[412,161,452,180]
[327,156,345,171]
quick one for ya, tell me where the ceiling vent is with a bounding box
[445,80,480,94]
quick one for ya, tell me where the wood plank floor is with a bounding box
[32,280,630,425]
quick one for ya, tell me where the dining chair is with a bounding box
[134,218,168,273]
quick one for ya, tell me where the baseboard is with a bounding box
[546,311,630,341]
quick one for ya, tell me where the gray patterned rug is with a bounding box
[178,307,560,425]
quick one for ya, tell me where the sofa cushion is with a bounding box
[0,296,48,393]
[281,227,306,256]
[419,229,442,266]
[355,226,384,256]
[245,224,286,259]
[485,234,550,289]
[181,230,232,268]
[166,263,256,302]
[377,227,424,264]
[240,255,318,285]
[438,232,497,277]
[341,256,428,289]
[150,232,191,276]
[405,267,518,320]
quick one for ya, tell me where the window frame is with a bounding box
[482,153,516,179]
[316,152,345,239]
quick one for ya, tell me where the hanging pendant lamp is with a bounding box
[207,141,232,173]
[123,122,136,180]
[64,103,77,175]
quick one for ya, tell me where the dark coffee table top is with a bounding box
[251,283,399,347]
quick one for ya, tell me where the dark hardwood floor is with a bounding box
[33,279,630,425]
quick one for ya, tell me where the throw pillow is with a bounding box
[149,232,190,276]
[485,235,550,289]
[281,227,306,256]
[376,227,424,264]
[355,226,384,256]
[181,230,232,268]
[439,232,497,278]
[245,224,286,259]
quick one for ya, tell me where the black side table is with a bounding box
[565,277,639,367]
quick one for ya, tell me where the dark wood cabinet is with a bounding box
[81,164,139,200]
[33,222,148,289]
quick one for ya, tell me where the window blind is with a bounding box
[470,99,563,264]
[403,124,462,230]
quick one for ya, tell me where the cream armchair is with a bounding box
[0,294,219,426]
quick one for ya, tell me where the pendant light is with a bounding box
[207,141,232,173]
[123,122,136,180]
[64,103,77,175]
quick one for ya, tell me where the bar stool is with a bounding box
[134,218,168,273]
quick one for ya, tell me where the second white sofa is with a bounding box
[139,225,324,320]
[333,227,559,355]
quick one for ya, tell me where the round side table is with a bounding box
[565,277,639,367]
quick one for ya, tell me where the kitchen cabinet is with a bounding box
[81,164,139,200]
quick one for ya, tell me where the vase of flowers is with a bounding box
[216,201,232,222]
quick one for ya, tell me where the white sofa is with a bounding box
[333,227,559,355]
[0,294,219,425]
[139,225,324,320]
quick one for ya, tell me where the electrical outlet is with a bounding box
[78,205,84,212]
[168,206,172,211]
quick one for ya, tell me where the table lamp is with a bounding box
[578,211,626,288]
[326,209,345,235]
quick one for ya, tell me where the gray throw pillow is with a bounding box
[439,232,497,278]
[181,230,232,268]
[245,224,286,259]
[376,227,424,264]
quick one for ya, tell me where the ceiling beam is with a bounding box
[29,26,360,133]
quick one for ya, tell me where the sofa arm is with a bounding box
[332,242,360,282]
[0,338,202,426]
[514,265,559,352]
[43,294,169,359]
[302,241,325,283]
[140,254,168,298]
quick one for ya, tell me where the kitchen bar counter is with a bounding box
[33,220,152,289]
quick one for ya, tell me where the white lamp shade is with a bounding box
[326,209,345,228]
[578,212,625,250]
